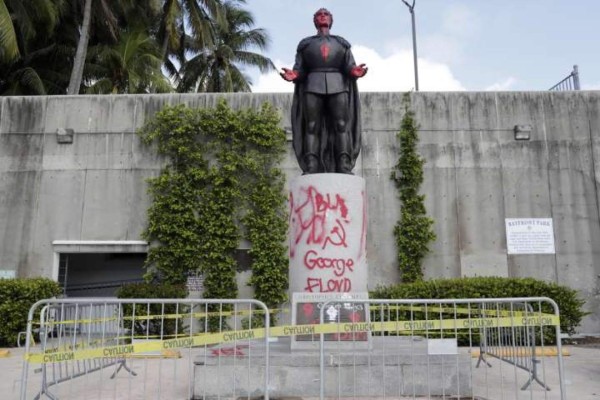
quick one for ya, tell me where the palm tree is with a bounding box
[157,0,224,83]
[0,0,68,95]
[85,28,172,94]
[177,1,275,92]
[66,0,165,94]
[66,0,130,94]
[66,0,91,93]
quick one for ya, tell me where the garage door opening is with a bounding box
[58,253,146,297]
[53,241,149,298]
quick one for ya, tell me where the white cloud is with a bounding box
[420,34,464,65]
[251,46,465,93]
[353,45,464,92]
[485,77,517,91]
[250,59,294,93]
[416,3,480,67]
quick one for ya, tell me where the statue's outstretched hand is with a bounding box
[280,68,299,81]
[350,64,368,78]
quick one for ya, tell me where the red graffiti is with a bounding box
[305,277,351,292]
[210,345,247,357]
[323,220,348,248]
[320,43,330,61]
[290,186,350,257]
[303,249,354,277]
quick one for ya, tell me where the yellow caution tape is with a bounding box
[25,314,559,364]
[470,347,570,358]
[40,305,554,328]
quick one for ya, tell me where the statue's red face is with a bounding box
[314,8,332,29]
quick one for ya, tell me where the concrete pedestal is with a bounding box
[288,174,368,294]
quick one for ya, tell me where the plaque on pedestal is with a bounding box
[291,292,371,350]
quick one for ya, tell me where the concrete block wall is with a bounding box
[1,92,599,332]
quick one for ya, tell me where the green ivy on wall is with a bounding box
[138,100,289,308]
[391,93,436,282]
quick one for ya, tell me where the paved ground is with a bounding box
[470,345,600,399]
[3,343,600,399]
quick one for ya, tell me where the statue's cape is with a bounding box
[291,81,362,173]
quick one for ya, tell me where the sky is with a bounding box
[245,0,600,93]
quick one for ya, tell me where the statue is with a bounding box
[281,8,368,174]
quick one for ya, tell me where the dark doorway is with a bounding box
[58,253,146,297]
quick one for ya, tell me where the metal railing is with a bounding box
[20,298,270,400]
[549,65,581,91]
[19,297,566,399]
[319,297,566,400]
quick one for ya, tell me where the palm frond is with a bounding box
[0,0,20,61]
[4,66,46,95]
[228,63,251,92]
[86,77,115,94]
[234,50,275,73]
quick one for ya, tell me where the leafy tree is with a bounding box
[177,0,275,92]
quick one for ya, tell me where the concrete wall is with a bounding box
[1,92,599,332]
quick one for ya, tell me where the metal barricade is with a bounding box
[20,298,270,400]
[476,301,550,391]
[33,303,136,400]
[319,297,566,400]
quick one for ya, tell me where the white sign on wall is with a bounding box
[186,273,204,292]
[505,218,555,254]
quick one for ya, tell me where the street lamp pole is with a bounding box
[402,0,419,91]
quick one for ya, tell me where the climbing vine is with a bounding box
[138,100,288,308]
[391,93,436,282]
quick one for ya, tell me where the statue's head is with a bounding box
[313,8,333,29]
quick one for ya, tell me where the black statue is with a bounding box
[281,8,368,174]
